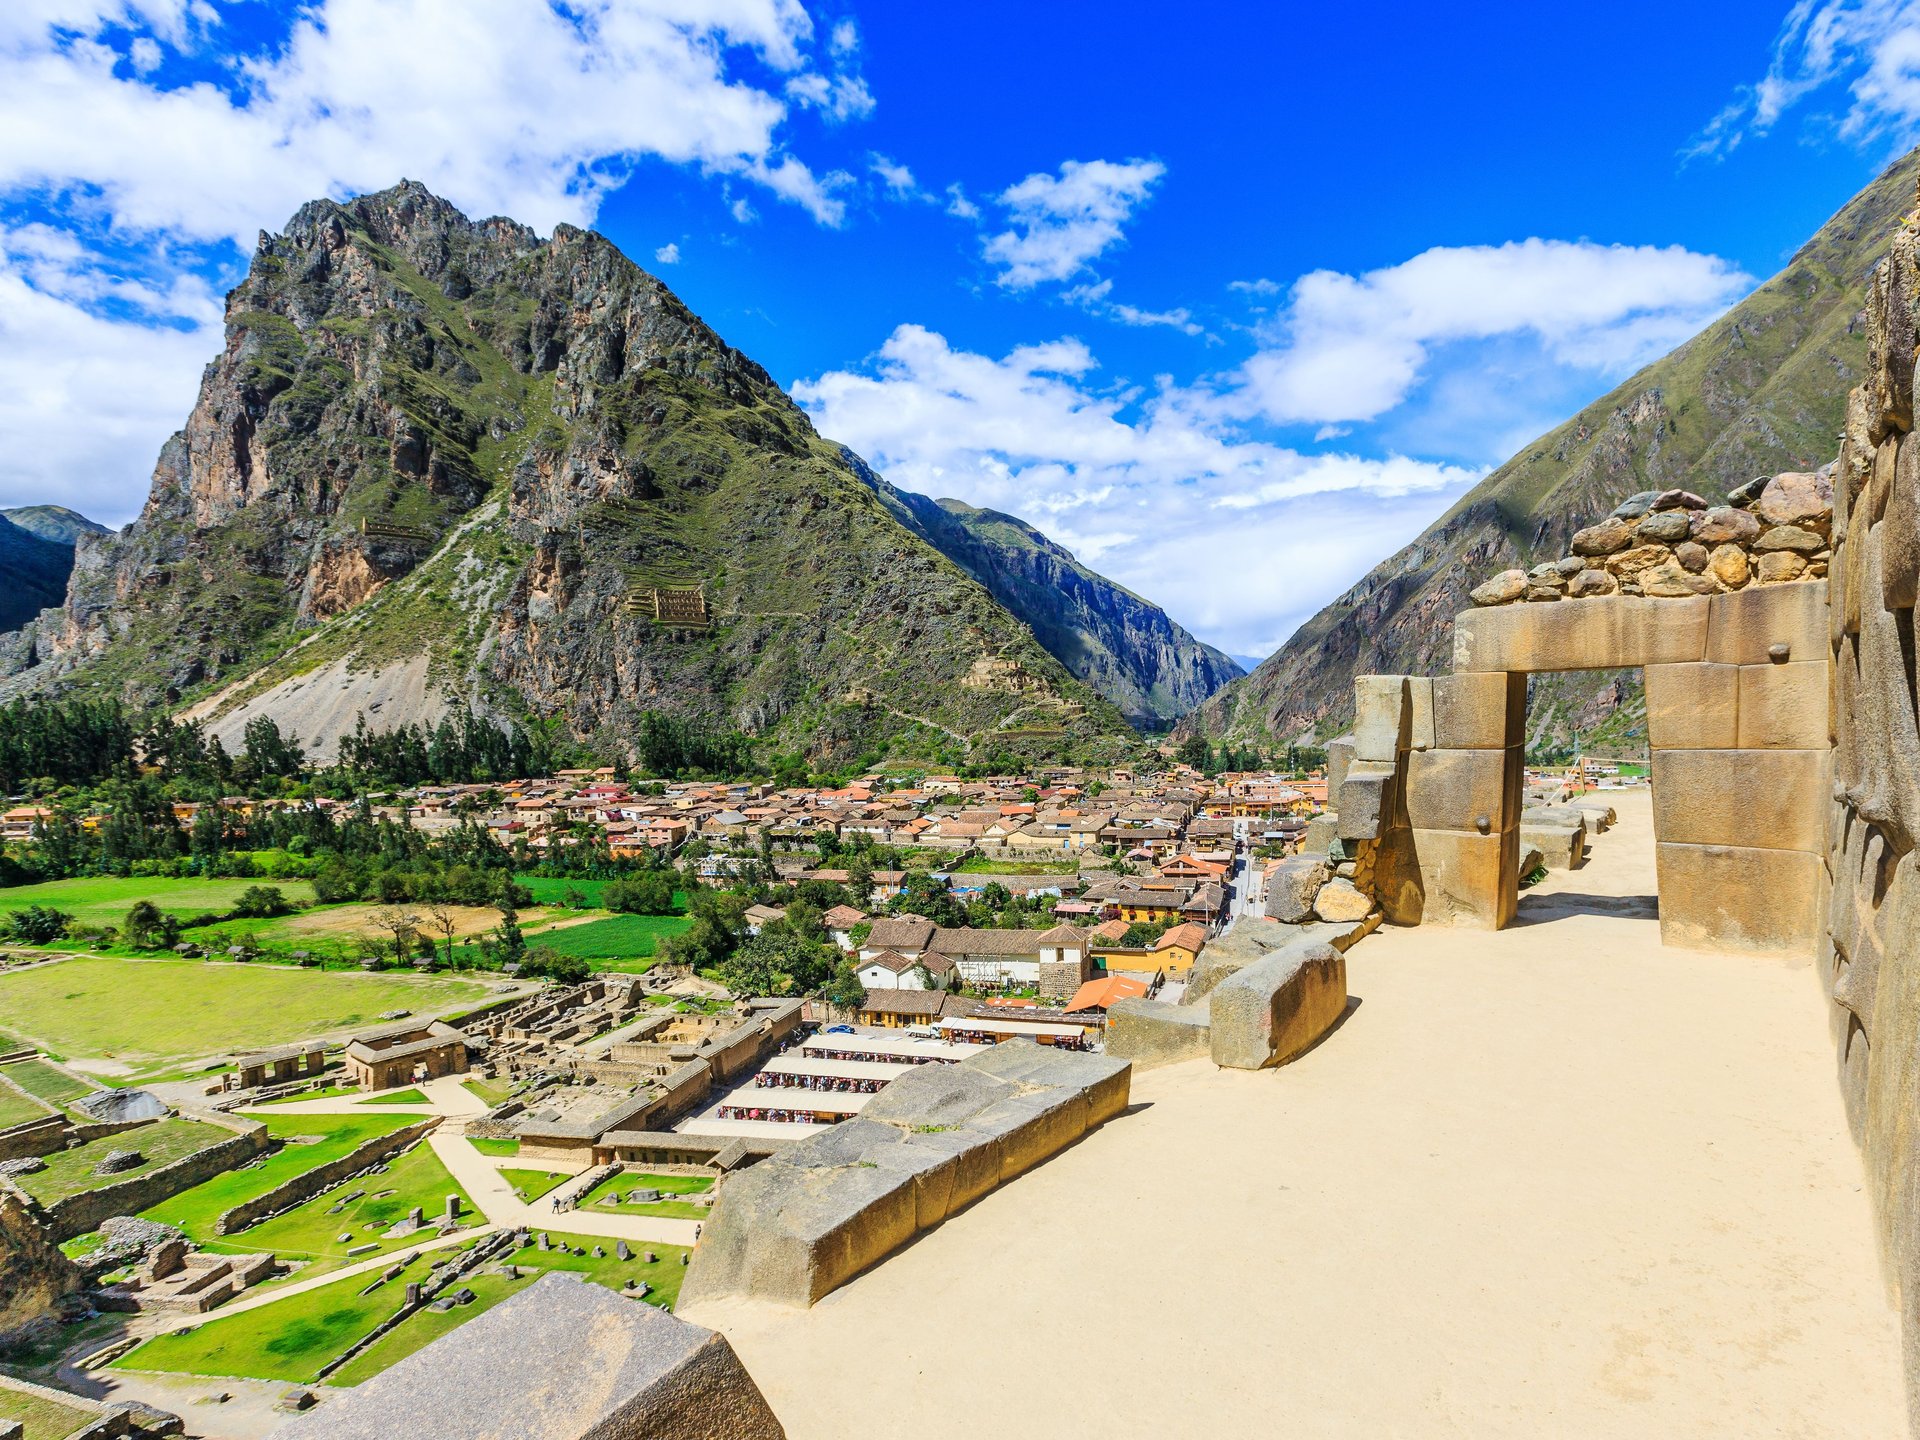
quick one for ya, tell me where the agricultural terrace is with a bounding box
[527,913,691,969]
[115,1232,690,1387]
[2,1058,96,1108]
[0,1383,97,1440]
[0,875,319,931]
[0,1082,53,1130]
[12,1120,231,1204]
[0,957,494,1079]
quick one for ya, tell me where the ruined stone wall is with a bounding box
[214,1117,439,1235]
[38,1110,268,1242]
[0,1189,80,1343]
[1826,215,1920,1426]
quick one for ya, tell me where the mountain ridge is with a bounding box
[1184,146,1920,748]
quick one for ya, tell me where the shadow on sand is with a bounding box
[1510,891,1660,927]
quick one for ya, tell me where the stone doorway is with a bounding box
[1346,580,1831,957]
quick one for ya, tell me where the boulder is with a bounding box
[1604,543,1672,576]
[1571,518,1634,555]
[1694,506,1761,545]
[1312,878,1373,923]
[1520,815,1586,870]
[1757,470,1834,529]
[1727,476,1770,507]
[1709,543,1750,589]
[1639,559,1717,597]
[1637,511,1692,543]
[1470,570,1527,606]
[1567,568,1616,598]
[1651,488,1708,511]
[1611,490,1660,519]
[1755,525,1824,553]
[1757,551,1808,583]
[1105,997,1213,1071]
[1301,813,1340,856]
[1264,854,1328,923]
[1673,540,1709,573]
[1209,941,1347,1070]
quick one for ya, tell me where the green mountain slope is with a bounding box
[1,506,109,546]
[1185,147,1920,748]
[846,454,1242,729]
[0,514,75,633]
[0,182,1155,764]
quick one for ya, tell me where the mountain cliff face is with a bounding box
[0,511,97,633]
[847,457,1242,729]
[1187,147,1920,748]
[0,182,1173,762]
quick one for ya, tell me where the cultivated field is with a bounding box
[528,913,691,966]
[0,957,493,1077]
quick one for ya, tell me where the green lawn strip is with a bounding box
[0,1082,55,1129]
[257,1084,358,1106]
[1,1059,98,1108]
[358,1088,428,1106]
[215,1140,478,1268]
[0,1385,98,1440]
[467,1136,519,1157]
[514,874,609,907]
[0,957,490,1074]
[0,876,319,930]
[948,856,1084,875]
[461,1077,512,1108]
[112,1249,445,1385]
[497,1168,570,1202]
[575,1170,712,1218]
[524,913,690,966]
[324,1234,690,1387]
[141,1112,416,1244]
[14,1119,230,1204]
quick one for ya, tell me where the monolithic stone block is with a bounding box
[1703,578,1829,665]
[1650,748,1829,853]
[1264,854,1328,923]
[1352,675,1412,762]
[1208,941,1347,1070]
[1369,825,1425,927]
[276,1273,787,1440]
[1407,677,1435,752]
[1883,430,1920,611]
[1655,842,1823,956]
[962,1043,1132,1129]
[1105,997,1213,1071]
[1301,813,1339,857]
[1520,819,1585,871]
[1736,661,1831,750]
[1453,595,1709,673]
[1404,748,1518,833]
[1336,763,1395,841]
[1409,827,1519,928]
[1643,662,1739,749]
[1431,671,1526,749]
[1325,735,1356,800]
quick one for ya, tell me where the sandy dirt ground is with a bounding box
[690,789,1906,1438]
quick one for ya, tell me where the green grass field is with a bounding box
[461,1077,513,1108]
[0,875,319,930]
[0,1059,97,1108]
[498,1167,570,1202]
[0,1385,98,1440]
[222,1140,477,1268]
[514,876,688,912]
[143,1112,416,1243]
[0,957,491,1076]
[0,1082,54,1130]
[576,1169,712,1219]
[467,1136,518,1157]
[117,1230,690,1387]
[948,856,1084,875]
[15,1119,230,1204]
[359,1088,428,1105]
[528,913,690,967]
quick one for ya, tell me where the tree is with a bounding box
[1176,735,1211,771]
[715,929,830,998]
[492,904,528,968]
[232,885,291,919]
[604,871,677,915]
[424,903,461,969]
[1119,919,1169,949]
[522,944,590,986]
[369,906,420,968]
[6,906,70,945]
[124,900,178,949]
[821,962,867,1011]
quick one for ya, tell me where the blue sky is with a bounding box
[2,1,1918,667]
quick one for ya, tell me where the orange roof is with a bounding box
[1065,975,1149,1013]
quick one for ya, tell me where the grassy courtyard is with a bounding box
[217,1139,478,1269]
[116,1231,690,1387]
[142,1112,416,1243]
[498,1167,570,1202]
[13,1119,231,1204]
[0,875,319,931]
[467,1135,519,1157]
[0,957,491,1076]
[0,1082,54,1130]
[575,1170,712,1220]
[0,1059,97,1108]
[360,1088,428,1105]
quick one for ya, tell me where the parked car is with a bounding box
[824,1024,855,1035]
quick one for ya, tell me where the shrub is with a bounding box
[6,905,70,945]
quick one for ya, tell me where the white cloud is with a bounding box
[793,323,1480,658]
[0,0,866,241]
[945,183,980,220]
[869,153,919,198]
[1063,278,1202,335]
[654,241,680,264]
[1228,238,1751,426]
[1229,277,1280,296]
[0,224,218,521]
[982,157,1165,289]
[1688,0,1920,158]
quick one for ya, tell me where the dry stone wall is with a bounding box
[1827,210,1920,1429]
